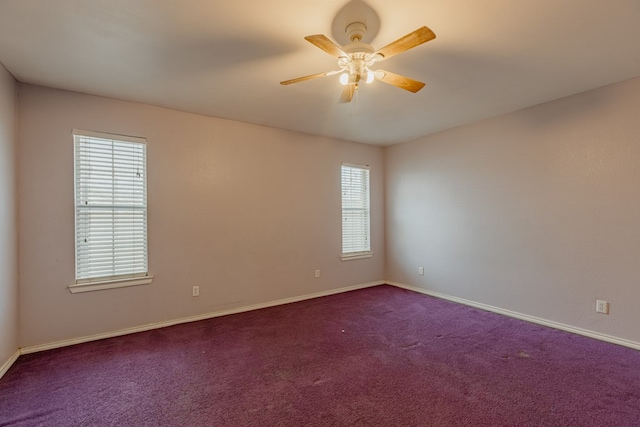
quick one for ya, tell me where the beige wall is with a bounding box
[386,76,640,343]
[0,63,18,366]
[17,84,384,348]
[15,75,640,350]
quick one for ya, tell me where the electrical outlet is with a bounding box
[418,267,424,276]
[192,286,200,297]
[315,270,320,278]
[596,299,609,314]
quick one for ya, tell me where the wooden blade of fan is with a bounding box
[338,84,356,103]
[305,34,347,58]
[375,70,425,93]
[280,70,340,85]
[374,26,436,61]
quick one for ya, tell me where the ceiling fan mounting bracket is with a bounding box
[345,22,367,43]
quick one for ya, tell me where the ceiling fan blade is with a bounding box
[338,84,356,103]
[280,70,341,85]
[305,34,347,58]
[374,26,436,61]
[375,70,425,93]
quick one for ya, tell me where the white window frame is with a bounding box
[341,163,372,261]
[68,129,153,293]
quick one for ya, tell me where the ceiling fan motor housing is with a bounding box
[339,33,376,84]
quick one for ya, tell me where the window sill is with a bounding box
[341,252,373,261]
[68,275,154,294]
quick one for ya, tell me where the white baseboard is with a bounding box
[388,281,640,351]
[20,280,385,355]
[0,349,20,379]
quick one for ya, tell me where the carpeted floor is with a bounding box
[1,285,639,426]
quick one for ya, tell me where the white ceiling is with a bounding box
[1,0,639,146]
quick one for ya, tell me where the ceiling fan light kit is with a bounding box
[281,19,436,103]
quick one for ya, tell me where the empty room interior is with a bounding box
[1,1,640,425]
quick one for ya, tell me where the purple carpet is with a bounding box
[1,285,639,426]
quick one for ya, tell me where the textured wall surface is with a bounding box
[17,84,384,348]
[386,76,640,343]
[0,63,17,366]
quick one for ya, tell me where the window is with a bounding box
[69,129,152,293]
[341,163,372,260]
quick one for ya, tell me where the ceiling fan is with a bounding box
[280,22,436,103]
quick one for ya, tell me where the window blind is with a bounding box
[341,163,371,255]
[73,130,148,283]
